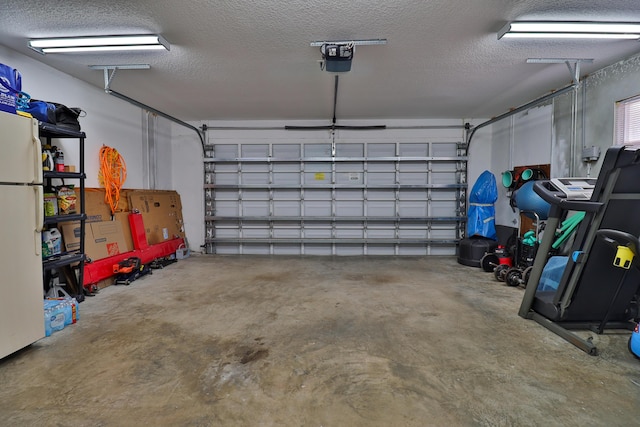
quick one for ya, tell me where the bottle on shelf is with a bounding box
[54,148,64,172]
[42,144,54,171]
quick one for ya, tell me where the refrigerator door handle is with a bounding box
[32,121,43,184]
[34,185,44,251]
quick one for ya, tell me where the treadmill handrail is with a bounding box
[533,181,603,212]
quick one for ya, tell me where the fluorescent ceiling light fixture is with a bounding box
[526,58,593,64]
[310,38,387,47]
[28,35,170,54]
[498,21,640,40]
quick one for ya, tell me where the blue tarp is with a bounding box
[467,170,498,240]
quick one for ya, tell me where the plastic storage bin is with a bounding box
[537,256,569,292]
[457,237,498,267]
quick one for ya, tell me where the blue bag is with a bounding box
[0,63,22,114]
[467,170,498,240]
[23,100,56,123]
[25,100,83,130]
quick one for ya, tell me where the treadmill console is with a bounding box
[550,178,597,200]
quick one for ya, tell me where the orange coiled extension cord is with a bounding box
[98,145,127,215]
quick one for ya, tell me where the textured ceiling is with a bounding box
[1,0,640,122]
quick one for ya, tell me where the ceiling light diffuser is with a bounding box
[28,35,170,54]
[498,21,640,40]
[310,39,387,47]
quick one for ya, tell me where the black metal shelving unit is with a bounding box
[39,123,86,301]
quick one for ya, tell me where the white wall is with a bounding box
[170,125,203,250]
[470,104,553,229]
[0,46,146,189]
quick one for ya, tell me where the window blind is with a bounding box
[615,94,640,145]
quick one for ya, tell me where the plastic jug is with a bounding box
[42,228,62,257]
[49,228,61,255]
[42,150,54,171]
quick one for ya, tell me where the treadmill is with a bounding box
[519,145,640,355]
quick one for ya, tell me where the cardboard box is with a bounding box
[89,221,128,260]
[128,190,185,245]
[60,220,128,261]
[60,222,82,253]
[70,188,184,249]
[77,188,134,220]
[78,188,113,223]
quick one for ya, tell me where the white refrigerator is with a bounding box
[0,111,45,359]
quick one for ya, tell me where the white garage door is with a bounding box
[204,140,467,255]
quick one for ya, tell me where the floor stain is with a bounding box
[240,348,269,364]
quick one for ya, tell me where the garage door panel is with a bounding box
[274,200,301,216]
[214,201,239,216]
[243,201,269,216]
[398,201,428,216]
[242,244,271,255]
[273,172,301,185]
[398,172,428,184]
[399,143,428,156]
[368,172,395,185]
[273,244,303,255]
[242,226,270,238]
[216,227,240,238]
[368,162,395,172]
[399,246,428,255]
[273,144,300,158]
[431,200,457,216]
[368,201,395,216]
[215,243,241,254]
[336,144,364,157]
[432,143,458,156]
[214,172,239,185]
[304,144,332,157]
[305,225,332,238]
[242,172,269,184]
[336,245,365,256]
[432,172,458,185]
[304,244,333,255]
[205,140,466,255]
[214,145,239,158]
[304,171,331,185]
[335,224,364,238]
[241,144,269,157]
[367,143,395,156]
[304,189,331,200]
[336,202,364,216]
[273,227,301,238]
[335,161,363,172]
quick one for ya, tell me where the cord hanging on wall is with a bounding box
[98,145,127,215]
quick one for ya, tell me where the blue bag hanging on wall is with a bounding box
[0,63,22,114]
[467,170,498,240]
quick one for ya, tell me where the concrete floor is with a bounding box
[1,255,639,426]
